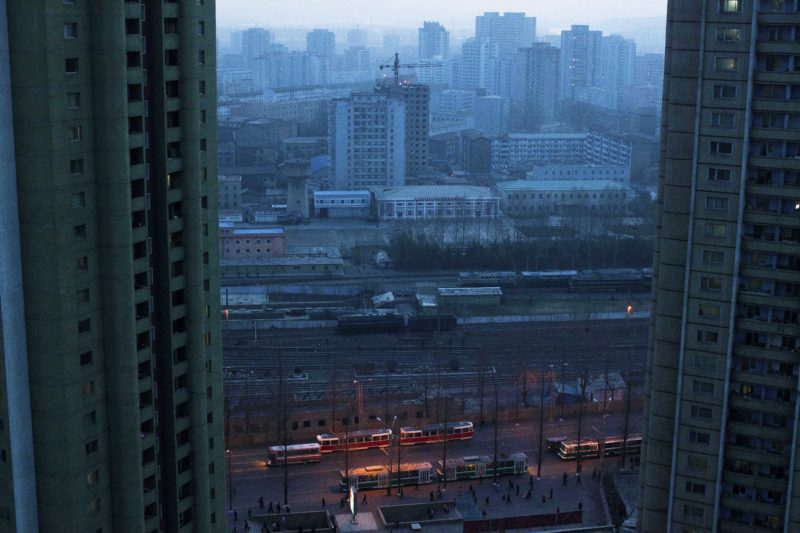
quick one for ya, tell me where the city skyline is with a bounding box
[217,0,667,35]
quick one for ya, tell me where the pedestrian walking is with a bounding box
[516,485,519,496]
[259,496,264,509]
[485,496,490,505]
[576,472,582,486]
[233,526,238,533]
[362,494,367,506]
[562,472,568,486]
[578,501,583,512]
[541,495,545,506]
[244,520,250,532]
[430,491,435,502]
[248,509,252,519]
[322,497,326,508]
[482,510,487,519]
[549,488,553,500]
[506,495,511,505]
[286,505,291,514]
[268,502,274,513]
[234,510,238,523]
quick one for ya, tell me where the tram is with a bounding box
[399,421,474,445]
[437,453,528,481]
[556,434,642,460]
[267,443,322,465]
[316,429,392,453]
[339,462,435,492]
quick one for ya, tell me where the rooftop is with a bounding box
[226,228,285,236]
[314,190,371,198]
[436,287,503,296]
[495,180,629,191]
[376,185,496,201]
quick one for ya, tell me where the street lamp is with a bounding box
[376,416,398,496]
[559,363,569,422]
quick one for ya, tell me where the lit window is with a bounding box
[715,56,739,71]
[720,0,740,13]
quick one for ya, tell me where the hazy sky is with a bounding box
[217,0,668,34]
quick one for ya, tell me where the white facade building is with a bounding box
[313,190,371,218]
[375,185,500,220]
[526,164,630,185]
[491,132,631,171]
[329,93,406,190]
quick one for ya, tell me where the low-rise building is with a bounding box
[219,175,243,211]
[313,190,371,218]
[495,179,629,216]
[375,185,499,220]
[526,163,630,185]
[436,287,502,307]
[491,132,631,171]
[220,246,344,279]
[219,225,286,259]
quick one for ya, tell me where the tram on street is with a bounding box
[556,434,642,460]
[316,429,392,453]
[399,421,474,445]
[267,443,322,465]
[339,462,435,491]
[437,453,528,481]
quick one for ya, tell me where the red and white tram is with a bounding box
[316,428,392,453]
[399,421,474,446]
[267,443,322,465]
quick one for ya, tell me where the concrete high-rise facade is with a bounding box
[306,29,336,59]
[560,25,603,100]
[639,1,800,532]
[0,2,225,532]
[459,38,499,92]
[475,12,536,57]
[378,84,430,177]
[330,93,406,190]
[418,21,450,61]
[515,43,560,131]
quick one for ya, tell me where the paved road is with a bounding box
[225,412,640,513]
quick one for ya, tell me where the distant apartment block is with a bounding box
[329,93,406,189]
[475,12,537,56]
[314,190,372,218]
[490,132,631,171]
[219,175,243,211]
[378,84,430,177]
[527,163,630,185]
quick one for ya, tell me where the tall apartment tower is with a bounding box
[459,38,499,92]
[639,1,800,531]
[598,35,636,109]
[330,93,406,190]
[0,2,225,532]
[418,21,449,61]
[306,29,336,59]
[560,25,603,100]
[515,43,560,131]
[475,12,536,57]
[378,84,430,177]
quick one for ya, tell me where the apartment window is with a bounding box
[84,410,96,425]
[685,481,707,495]
[78,319,91,334]
[695,329,719,342]
[710,141,733,155]
[165,49,179,66]
[126,51,141,68]
[76,255,88,272]
[86,469,99,485]
[198,21,205,35]
[67,92,81,108]
[704,222,727,238]
[687,455,709,471]
[199,80,207,95]
[693,380,715,395]
[65,57,79,74]
[87,498,100,513]
[73,224,87,239]
[706,196,729,211]
[71,191,85,208]
[690,405,712,420]
[76,288,90,303]
[689,430,710,445]
[720,0,740,13]
[68,125,82,143]
[198,49,206,64]
[699,303,721,320]
[711,112,736,128]
[64,22,78,39]
[715,57,739,71]
[713,84,737,99]
[708,167,732,182]
[85,440,98,455]
[80,350,93,366]
[164,18,178,34]
[125,18,140,35]
[200,138,207,152]
[717,28,741,42]
[699,275,723,296]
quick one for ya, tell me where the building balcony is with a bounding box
[732,367,796,389]
[743,210,800,229]
[738,291,800,312]
[721,495,786,521]
[729,394,795,415]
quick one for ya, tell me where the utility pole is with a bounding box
[479,351,486,427]
[620,368,633,469]
[576,369,587,476]
[330,365,337,434]
[442,390,449,488]
[514,361,521,424]
[537,363,545,478]
[279,345,289,507]
[493,370,499,482]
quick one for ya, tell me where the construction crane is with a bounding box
[379,53,434,86]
